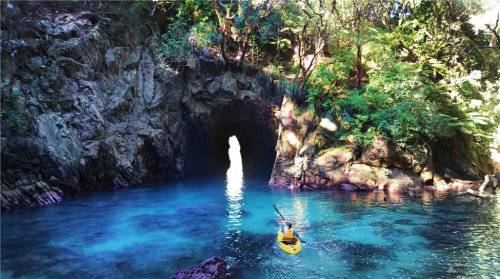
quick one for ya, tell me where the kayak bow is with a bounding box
[277,228,302,255]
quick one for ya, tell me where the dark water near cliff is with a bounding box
[2,177,499,278]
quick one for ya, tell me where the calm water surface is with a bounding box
[2,174,499,278]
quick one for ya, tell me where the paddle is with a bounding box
[273,203,306,243]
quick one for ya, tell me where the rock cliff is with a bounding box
[269,96,491,192]
[1,1,280,209]
[1,1,493,210]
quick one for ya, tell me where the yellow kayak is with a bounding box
[277,229,302,255]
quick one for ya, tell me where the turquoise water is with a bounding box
[2,175,499,278]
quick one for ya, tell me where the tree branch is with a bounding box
[485,12,500,46]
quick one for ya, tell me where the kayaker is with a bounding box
[280,221,299,244]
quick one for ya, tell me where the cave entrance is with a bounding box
[184,100,278,178]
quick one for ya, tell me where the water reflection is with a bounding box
[224,136,244,260]
[292,196,310,234]
[328,189,456,206]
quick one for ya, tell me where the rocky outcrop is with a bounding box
[1,1,281,209]
[269,96,416,191]
[269,96,486,192]
[172,257,228,279]
[2,2,491,210]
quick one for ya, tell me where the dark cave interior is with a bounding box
[184,99,278,178]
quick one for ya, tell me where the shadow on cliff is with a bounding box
[0,0,283,209]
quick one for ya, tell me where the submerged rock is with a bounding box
[341,183,357,191]
[172,257,228,279]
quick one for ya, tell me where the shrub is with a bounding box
[306,49,355,111]
[190,21,220,49]
[160,20,195,63]
[330,61,457,146]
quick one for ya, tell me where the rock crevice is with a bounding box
[1,2,281,209]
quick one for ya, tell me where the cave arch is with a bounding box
[184,98,279,178]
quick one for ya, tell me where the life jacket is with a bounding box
[282,227,296,242]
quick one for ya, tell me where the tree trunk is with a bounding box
[209,0,229,62]
[355,44,362,88]
[220,27,229,62]
[238,30,251,67]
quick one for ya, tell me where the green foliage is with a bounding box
[190,21,219,48]
[445,71,499,140]
[391,0,487,77]
[308,47,461,146]
[269,37,291,53]
[160,20,195,63]
[276,79,302,102]
[249,4,283,48]
[175,0,214,25]
[132,0,179,16]
[332,71,442,146]
[306,49,355,109]
[156,0,221,64]
[159,17,220,64]
[152,0,499,157]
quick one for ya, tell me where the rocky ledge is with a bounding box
[269,96,496,193]
[172,257,228,279]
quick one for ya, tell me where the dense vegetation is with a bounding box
[134,1,497,161]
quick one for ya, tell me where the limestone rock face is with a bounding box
[1,2,280,209]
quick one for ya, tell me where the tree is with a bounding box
[485,12,499,47]
[338,0,394,88]
[209,0,276,64]
[284,0,339,94]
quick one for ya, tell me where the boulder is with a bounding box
[341,183,357,191]
[172,257,228,279]
[360,137,389,167]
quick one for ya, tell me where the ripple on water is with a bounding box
[1,178,499,278]
[394,218,414,225]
